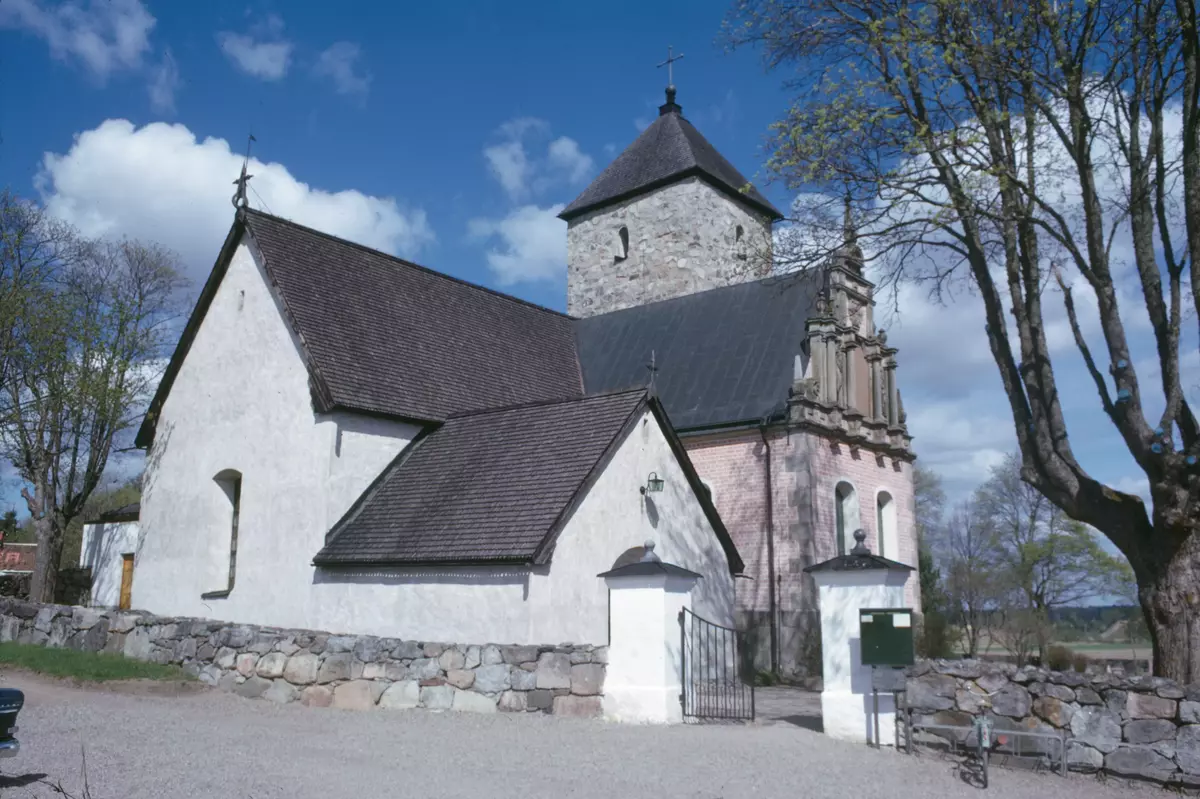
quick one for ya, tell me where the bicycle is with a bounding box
[969,694,1009,789]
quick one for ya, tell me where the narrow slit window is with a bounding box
[835,481,858,556]
[203,470,241,599]
[614,226,629,262]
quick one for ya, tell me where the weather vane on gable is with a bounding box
[657,45,684,87]
[232,133,257,210]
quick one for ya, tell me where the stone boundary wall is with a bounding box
[0,599,606,716]
[906,659,1197,785]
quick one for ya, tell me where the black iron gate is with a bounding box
[680,607,755,721]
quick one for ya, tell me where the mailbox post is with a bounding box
[804,530,915,746]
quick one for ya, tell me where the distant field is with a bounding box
[953,631,1151,663]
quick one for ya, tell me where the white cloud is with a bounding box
[483,119,592,201]
[35,119,434,287]
[217,15,292,81]
[0,0,155,80]
[468,205,566,285]
[483,139,531,201]
[147,48,179,113]
[547,137,594,185]
[315,42,371,100]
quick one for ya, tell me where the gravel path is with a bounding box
[0,673,1147,799]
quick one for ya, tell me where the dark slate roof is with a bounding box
[244,211,582,420]
[573,270,823,430]
[137,210,584,445]
[314,391,742,572]
[559,101,782,222]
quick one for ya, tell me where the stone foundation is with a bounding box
[906,659,1197,785]
[0,598,605,716]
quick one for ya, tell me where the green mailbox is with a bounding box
[859,608,915,667]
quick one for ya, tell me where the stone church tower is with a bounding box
[564,85,917,678]
[560,87,784,317]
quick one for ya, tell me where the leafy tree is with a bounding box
[728,0,1200,679]
[0,509,15,541]
[0,206,183,601]
[977,454,1133,659]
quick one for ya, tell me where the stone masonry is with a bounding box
[907,659,1200,786]
[685,426,917,678]
[0,598,605,717]
[566,177,772,318]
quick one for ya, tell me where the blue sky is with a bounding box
[0,0,1192,522]
[0,0,794,309]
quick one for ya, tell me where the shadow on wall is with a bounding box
[137,421,174,566]
[313,567,531,598]
[80,522,128,607]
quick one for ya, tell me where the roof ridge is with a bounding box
[241,208,572,320]
[444,387,647,420]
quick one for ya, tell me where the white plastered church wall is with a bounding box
[307,407,735,645]
[132,236,733,644]
[526,408,736,644]
[79,521,139,607]
[133,240,418,627]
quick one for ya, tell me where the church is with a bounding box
[107,86,917,678]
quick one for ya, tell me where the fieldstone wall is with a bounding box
[906,659,1197,785]
[0,598,605,716]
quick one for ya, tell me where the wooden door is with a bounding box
[119,554,134,610]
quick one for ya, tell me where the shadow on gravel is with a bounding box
[772,714,824,732]
[0,771,48,788]
[956,758,986,789]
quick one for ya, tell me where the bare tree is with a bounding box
[1,232,184,601]
[728,0,1200,679]
[939,499,998,658]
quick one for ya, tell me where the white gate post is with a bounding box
[599,541,700,724]
[805,530,913,745]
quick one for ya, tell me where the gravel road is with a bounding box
[0,673,1147,799]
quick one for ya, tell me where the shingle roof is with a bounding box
[137,211,585,445]
[573,271,823,430]
[314,390,742,572]
[244,211,582,421]
[559,102,782,221]
[314,391,645,566]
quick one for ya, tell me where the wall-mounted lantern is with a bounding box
[640,472,665,495]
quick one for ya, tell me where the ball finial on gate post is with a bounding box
[851,529,870,555]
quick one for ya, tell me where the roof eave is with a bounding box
[312,556,535,569]
[558,168,783,223]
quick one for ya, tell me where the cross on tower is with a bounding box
[657,46,684,87]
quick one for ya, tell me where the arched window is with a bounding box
[834,481,859,556]
[877,491,897,560]
[203,469,242,600]
[614,226,629,262]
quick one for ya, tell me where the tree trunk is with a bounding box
[1142,517,1200,681]
[28,515,62,604]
